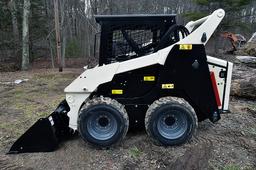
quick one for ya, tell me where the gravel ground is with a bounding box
[0,68,255,170]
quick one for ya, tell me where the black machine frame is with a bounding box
[95,45,221,129]
[93,15,221,129]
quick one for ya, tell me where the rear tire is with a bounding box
[78,97,129,147]
[145,97,198,146]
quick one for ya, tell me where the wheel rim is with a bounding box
[87,111,118,141]
[157,109,188,140]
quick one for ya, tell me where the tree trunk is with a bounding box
[9,0,19,40]
[48,37,55,68]
[61,28,67,67]
[54,0,62,72]
[8,0,20,58]
[21,0,31,71]
[87,26,91,58]
[60,0,66,67]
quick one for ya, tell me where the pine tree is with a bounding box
[185,0,252,31]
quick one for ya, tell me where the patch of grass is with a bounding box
[243,166,255,170]
[0,120,27,137]
[223,164,240,170]
[32,73,74,93]
[14,102,40,119]
[13,95,65,119]
[248,104,256,112]
[12,88,25,98]
[8,85,64,120]
[35,73,57,79]
[128,146,142,159]
[245,127,256,136]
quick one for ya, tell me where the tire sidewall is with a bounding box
[79,104,126,147]
[148,103,195,145]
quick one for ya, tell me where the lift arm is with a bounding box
[183,9,225,45]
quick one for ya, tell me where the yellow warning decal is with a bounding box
[162,84,174,89]
[111,89,123,94]
[144,76,155,81]
[179,44,192,50]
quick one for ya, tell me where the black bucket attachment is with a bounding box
[8,100,75,154]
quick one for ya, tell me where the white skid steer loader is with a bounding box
[9,9,233,153]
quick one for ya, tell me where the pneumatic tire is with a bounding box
[145,97,198,146]
[78,97,129,147]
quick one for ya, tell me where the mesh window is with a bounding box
[106,25,162,63]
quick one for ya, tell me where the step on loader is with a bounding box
[9,9,233,153]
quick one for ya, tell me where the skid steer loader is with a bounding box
[9,9,233,153]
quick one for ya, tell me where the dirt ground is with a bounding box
[0,68,255,170]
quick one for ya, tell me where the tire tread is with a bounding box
[145,96,198,146]
[78,96,129,147]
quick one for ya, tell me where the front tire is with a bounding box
[78,97,129,147]
[145,97,198,146]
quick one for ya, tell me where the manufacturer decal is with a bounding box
[144,76,155,81]
[111,89,123,94]
[162,84,174,89]
[179,44,192,50]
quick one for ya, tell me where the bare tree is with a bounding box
[21,0,31,70]
[54,0,62,72]
[8,0,20,63]
[9,1,19,35]
[60,0,67,68]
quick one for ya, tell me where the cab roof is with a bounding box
[95,14,176,23]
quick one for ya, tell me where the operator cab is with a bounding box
[95,14,189,65]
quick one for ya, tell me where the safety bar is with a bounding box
[185,16,209,32]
